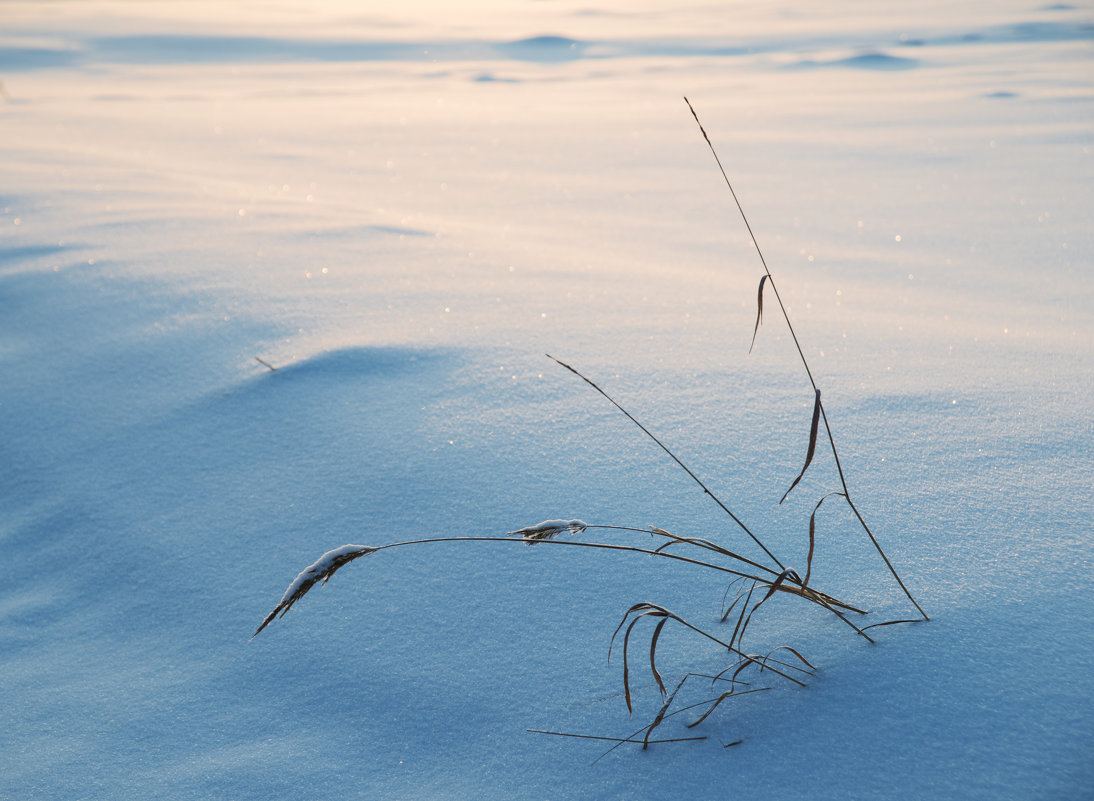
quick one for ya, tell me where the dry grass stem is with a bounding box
[684,95,926,621]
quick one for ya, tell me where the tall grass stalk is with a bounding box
[684,97,928,622]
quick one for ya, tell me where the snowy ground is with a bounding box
[2,1,1092,799]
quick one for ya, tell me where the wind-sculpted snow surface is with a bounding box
[0,0,1091,799]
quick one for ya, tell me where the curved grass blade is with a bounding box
[652,528,777,577]
[759,569,803,603]
[749,274,769,353]
[641,673,725,751]
[609,603,662,661]
[528,729,706,746]
[609,603,670,715]
[720,584,749,624]
[736,570,801,651]
[641,674,680,749]
[710,657,755,688]
[805,492,846,587]
[621,617,641,715]
[780,389,822,504]
[595,673,696,762]
[652,533,724,556]
[720,576,747,621]
[686,686,771,729]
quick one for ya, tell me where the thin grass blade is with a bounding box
[749,274,769,353]
[621,617,645,715]
[687,691,736,729]
[804,491,846,587]
[760,569,803,603]
[641,695,671,750]
[780,389,822,504]
[861,618,923,632]
[507,519,587,545]
[528,729,706,745]
[720,590,747,624]
[763,644,815,670]
[649,617,669,697]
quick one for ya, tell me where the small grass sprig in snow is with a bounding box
[252,103,928,753]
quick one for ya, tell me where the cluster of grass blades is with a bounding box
[252,99,927,757]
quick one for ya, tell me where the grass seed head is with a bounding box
[506,519,587,545]
[253,544,378,638]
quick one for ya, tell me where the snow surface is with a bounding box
[1,1,1091,798]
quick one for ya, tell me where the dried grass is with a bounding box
[251,101,928,754]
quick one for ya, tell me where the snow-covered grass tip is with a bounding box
[507,519,588,544]
[252,545,378,638]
